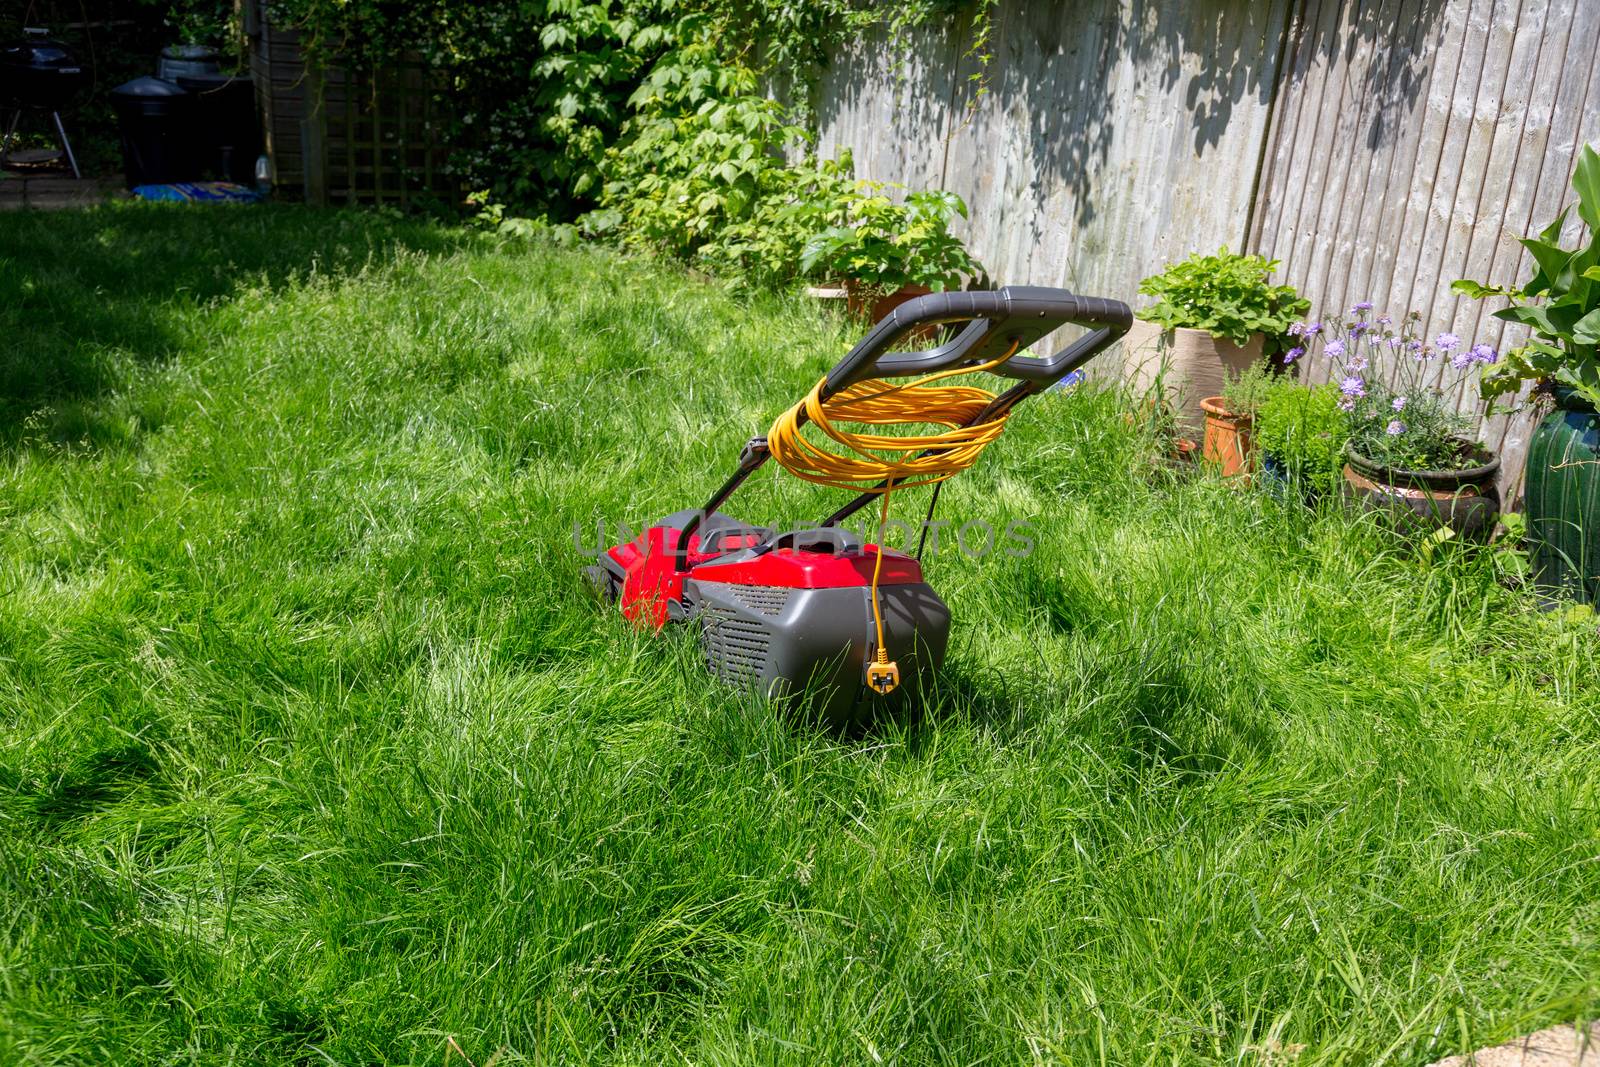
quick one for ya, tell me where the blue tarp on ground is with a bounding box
[131,181,263,203]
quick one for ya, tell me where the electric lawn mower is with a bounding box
[586,286,1132,728]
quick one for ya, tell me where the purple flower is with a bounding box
[1435,332,1461,351]
[1351,301,1374,313]
[1377,315,1393,326]
[1392,396,1407,411]
[1305,322,1323,337]
[1283,346,1305,364]
[1347,352,1369,372]
[1386,419,1407,435]
[1449,348,1474,370]
[1325,339,1346,358]
[1470,343,1498,365]
[1349,320,1370,336]
[1340,374,1366,399]
[1338,394,1357,413]
[1287,322,1305,337]
[1389,337,1403,349]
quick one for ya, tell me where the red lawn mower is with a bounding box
[586,287,1131,728]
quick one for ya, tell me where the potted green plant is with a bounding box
[1288,306,1501,538]
[1129,248,1308,436]
[1454,144,1600,602]
[1254,381,1349,502]
[801,182,983,323]
[1201,361,1276,478]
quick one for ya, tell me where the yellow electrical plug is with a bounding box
[866,648,900,695]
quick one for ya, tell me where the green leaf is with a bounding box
[1572,305,1600,344]
[1538,203,1572,245]
[1517,236,1576,293]
[1451,279,1507,299]
[1572,144,1600,231]
[1493,303,1558,333]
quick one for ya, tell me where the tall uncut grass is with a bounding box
[1,205,1597,1065]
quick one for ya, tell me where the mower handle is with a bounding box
[821,286,1132,398]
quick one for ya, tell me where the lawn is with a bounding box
[1,204,1597,1065]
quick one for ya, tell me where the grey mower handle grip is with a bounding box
[821,285,1133,398]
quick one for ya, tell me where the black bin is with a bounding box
[176,72,259,184]
[110,76,195,187]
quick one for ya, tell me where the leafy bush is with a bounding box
[1454,142,1600,410]
[1137,248,1308,349]
[262,0,979,222]
[582,45,855,288]
[1255,382,1349,495]
[800,184,983,293]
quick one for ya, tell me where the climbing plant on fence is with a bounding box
[254,1,985,206]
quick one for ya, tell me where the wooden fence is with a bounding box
[808,0,1598,500]
[246,2,453,207]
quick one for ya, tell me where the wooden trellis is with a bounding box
[247,1,454,207]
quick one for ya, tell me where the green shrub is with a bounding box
[1137,248,1309,349]
[1255,381,1350,495]
[799,184,983,293]
[582,45,855,289]
[258,1,985,222]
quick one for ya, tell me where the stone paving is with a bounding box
[1430,1023,1599,1067]
[0,172,128,210]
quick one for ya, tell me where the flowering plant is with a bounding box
[1284,305,1498,471]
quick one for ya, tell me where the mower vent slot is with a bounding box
[727,584,792,617]
[700,606,772,686]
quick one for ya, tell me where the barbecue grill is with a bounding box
[1,28,86,178]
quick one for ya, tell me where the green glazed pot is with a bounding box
[1524,386,1600,604]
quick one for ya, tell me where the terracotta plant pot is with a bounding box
[1341,440,1500,539]
[1172,438,1200,464]
[844,281,931,323]
[1123,319,1264,438]
[1524,386,1599,603]
[803,284,848,302]
[1200,396,1254,478]
[842,281,939,344]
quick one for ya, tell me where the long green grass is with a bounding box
[1,204,1597,1065]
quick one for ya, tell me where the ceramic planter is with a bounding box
[1261,452,1321,506]
[1199,396,1254,478]
[1341,440,1500,539]
[1524,386,1599,604]
[1123,319,1264,437]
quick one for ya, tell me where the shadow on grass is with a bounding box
[0,202,473,450]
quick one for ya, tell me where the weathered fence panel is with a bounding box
[813,0,1293,346]
[809,0,1600,503]
[1249,0,1600,499]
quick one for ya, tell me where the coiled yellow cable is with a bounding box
[766,343,1019,494]
[765,342,1021,693]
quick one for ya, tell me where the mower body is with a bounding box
[590,511,951,729]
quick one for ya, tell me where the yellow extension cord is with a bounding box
[765,342,1021,694]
